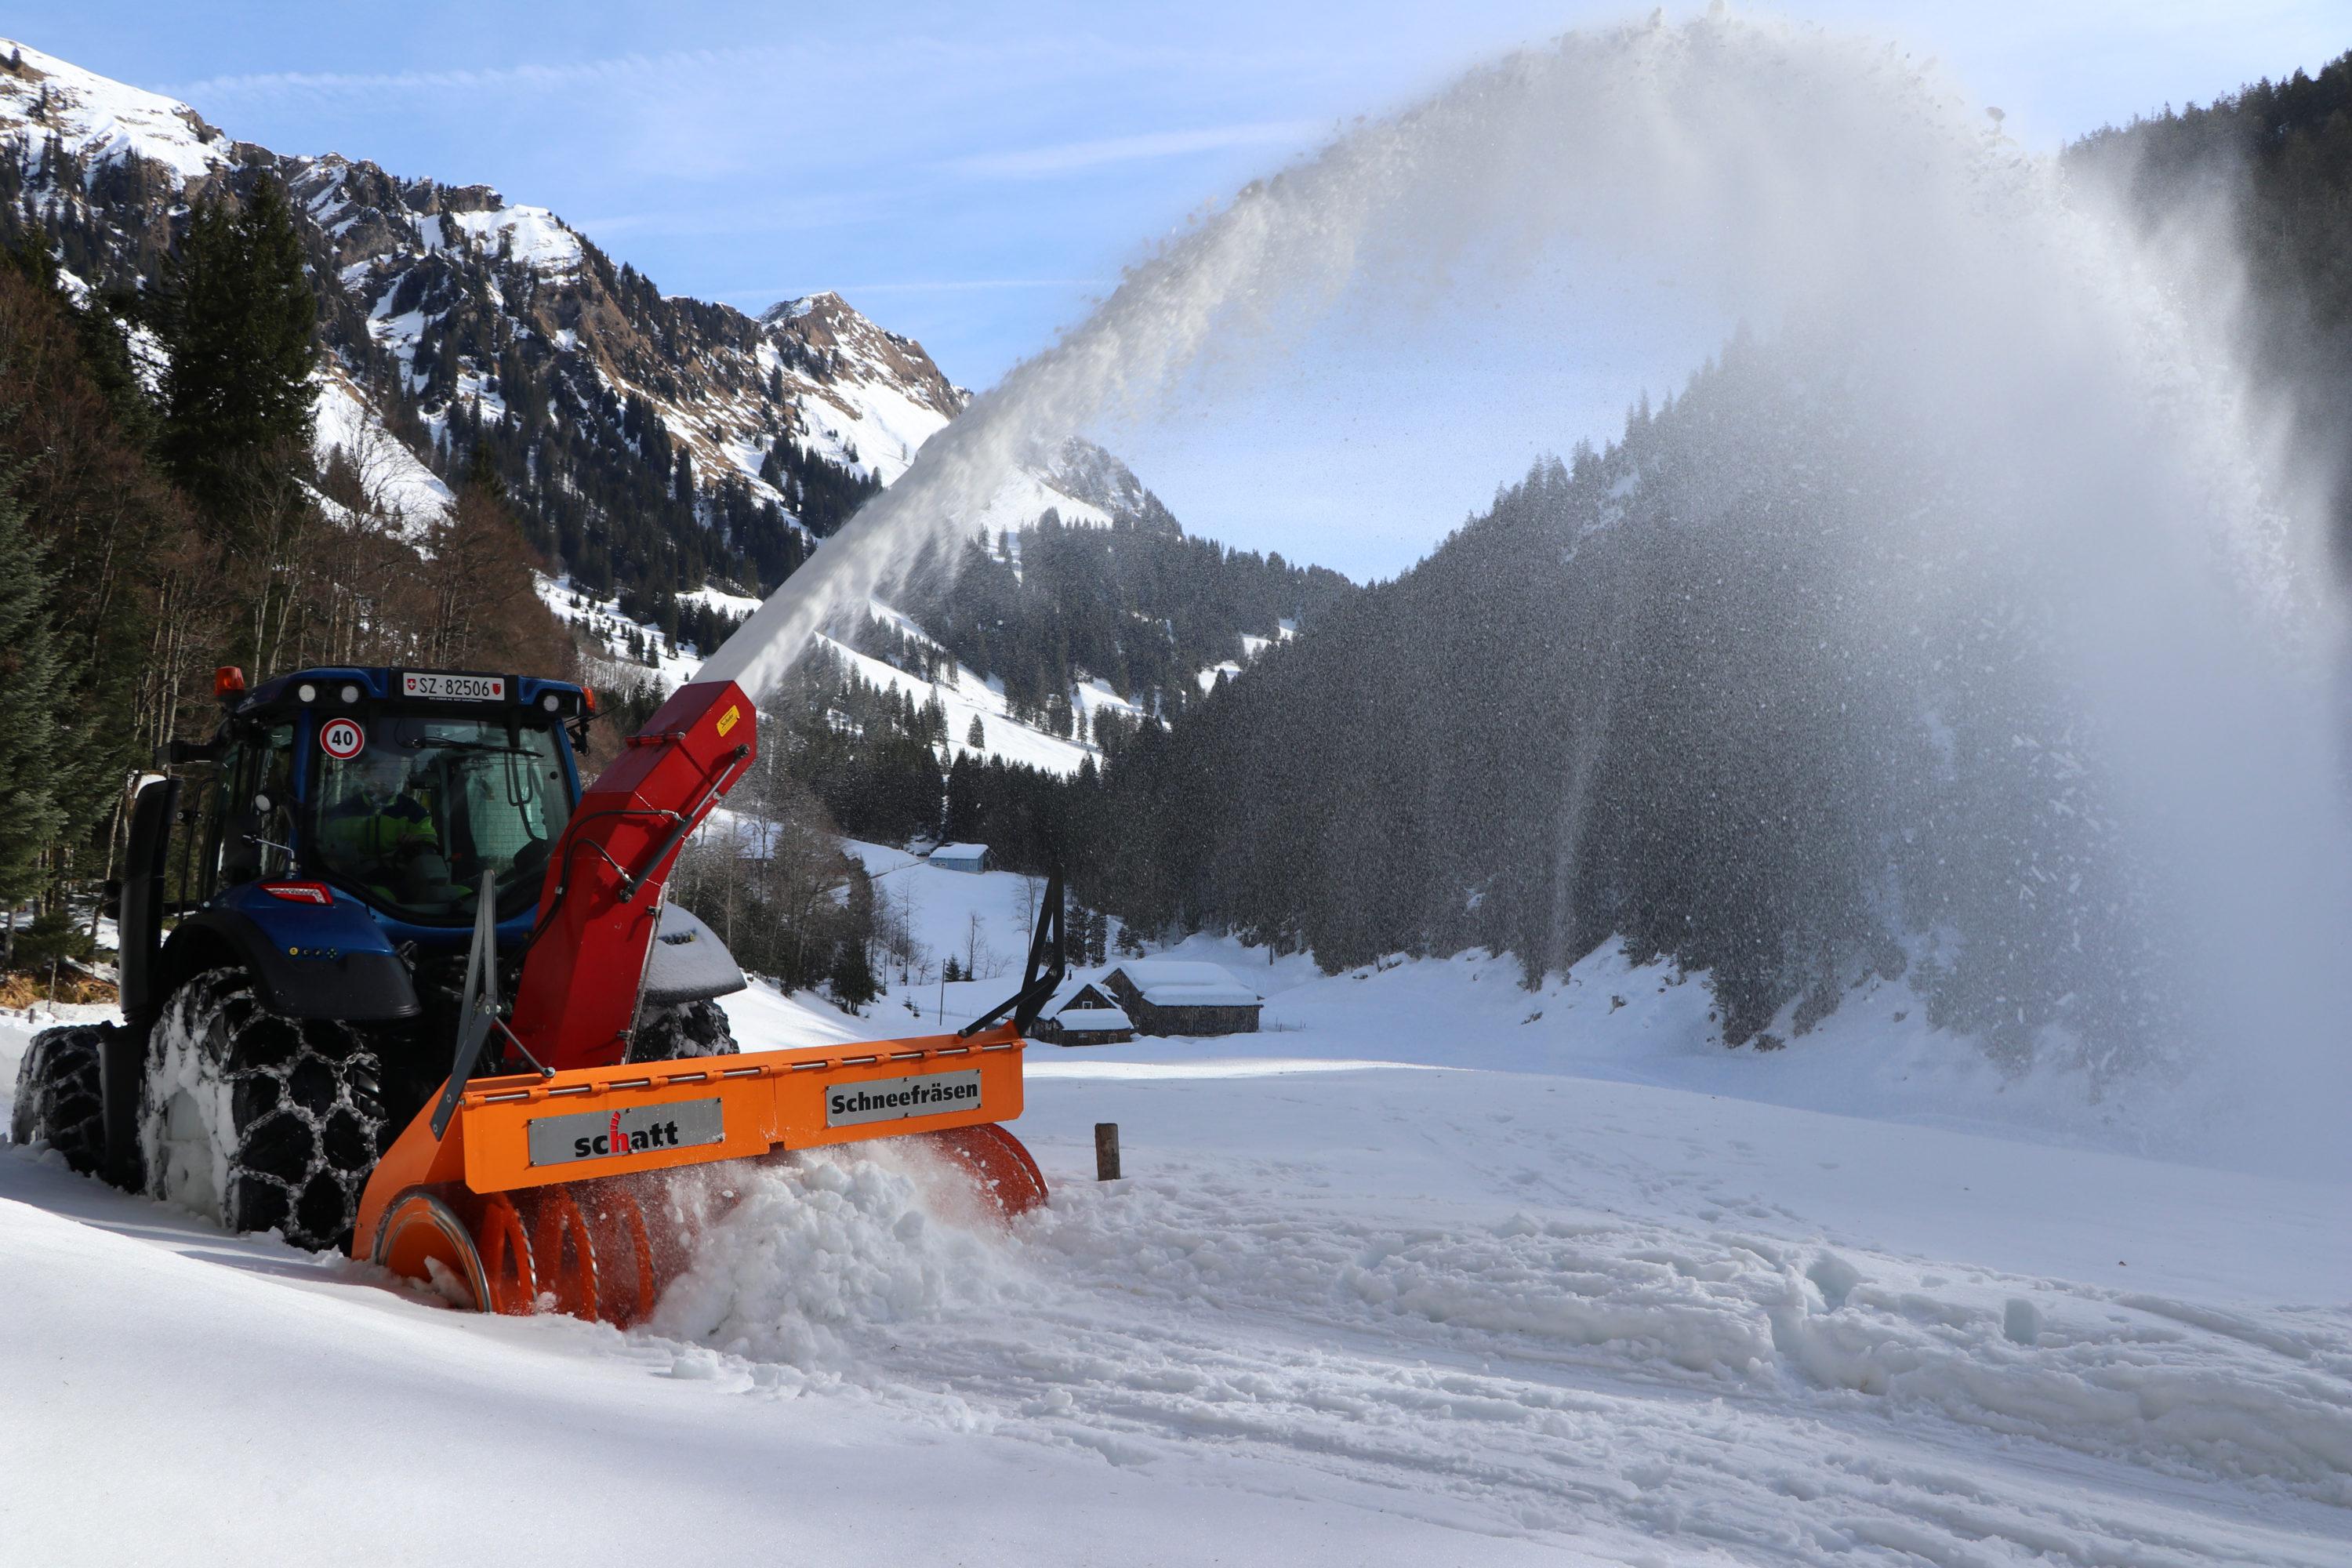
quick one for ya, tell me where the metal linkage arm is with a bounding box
[960,869,1065,1039]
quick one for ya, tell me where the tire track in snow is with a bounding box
[653,1145,2352,1566]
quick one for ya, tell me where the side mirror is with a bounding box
[158,738,221,767]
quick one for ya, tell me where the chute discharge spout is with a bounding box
[509,679,756,1073]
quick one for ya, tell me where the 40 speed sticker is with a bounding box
[319,717,365,760]
[826,1069,982,1128]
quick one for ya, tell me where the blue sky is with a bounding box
[10,2,2346,577]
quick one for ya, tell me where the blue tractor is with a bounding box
[10,666,746,1250]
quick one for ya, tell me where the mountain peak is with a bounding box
[760,289,966,430]
[762,289,848,323]
[0,38,225,183]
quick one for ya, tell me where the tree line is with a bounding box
[1021,344,2159,1078]
[893,506,1352,729]
[0,169,568,978]
[2068,49,2352,560]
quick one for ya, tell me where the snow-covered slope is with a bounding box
[548,574,1132,778]
[844,840,1115,1000]
[756,292,963,485]
[0,40,227,181]
[309,371,455,537]
[815,632,1128,778]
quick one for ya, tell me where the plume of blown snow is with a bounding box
[697,13,2351,1173]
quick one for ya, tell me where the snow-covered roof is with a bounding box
[1111,960,1262,1008]
[1055,1005,1132,1032]
[929,843,989,861]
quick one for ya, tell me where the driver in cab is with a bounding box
[321,750,445,898]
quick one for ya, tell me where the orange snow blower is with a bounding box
[354,677,1058,1324]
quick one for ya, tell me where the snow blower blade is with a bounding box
[358,1025,1047,1323]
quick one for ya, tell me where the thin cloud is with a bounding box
[942,120,1323,180]
[158,32,1254,108]
[161,45,798,103]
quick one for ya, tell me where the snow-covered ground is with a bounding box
[5,880,2347,1563]
[849,838,1062,997]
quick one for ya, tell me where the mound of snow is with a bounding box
[651,1141,1034,1369]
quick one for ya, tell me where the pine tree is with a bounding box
[967,714,985,750]
[0,468,65,920]
[463,438,506,503]
[156,176,318,540]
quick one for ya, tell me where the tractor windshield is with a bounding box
[307,713,573,924]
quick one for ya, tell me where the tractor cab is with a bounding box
[198,666,592,949]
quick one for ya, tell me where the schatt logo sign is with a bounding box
[523,1098,725,1167]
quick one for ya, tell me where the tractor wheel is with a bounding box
[9,1023,107,1174]
[626,999,738,1063]
[140,969,389,1252]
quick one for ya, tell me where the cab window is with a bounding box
[208,724,297,895]
[307,714,572,924]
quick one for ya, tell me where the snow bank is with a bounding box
[1144,933,2216,1163]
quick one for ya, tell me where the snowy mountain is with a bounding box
[0,38,1160,598]
[0,34,1338,776]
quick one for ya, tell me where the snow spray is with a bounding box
[697,13,2352,1174]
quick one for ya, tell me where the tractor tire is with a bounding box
[9,1023,107,1174]
[626,999,739,1062]
[140,969,389,1253]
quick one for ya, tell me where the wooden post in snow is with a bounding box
[1094,1123,1121,1181]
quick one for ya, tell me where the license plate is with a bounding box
[826,1069,982,1127]
[526,1098,724,1166]
[402,671,505,702]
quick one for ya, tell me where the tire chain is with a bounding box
[9,1024,107,1173]
[626,999,739,1062]
[151,971,390,1251]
